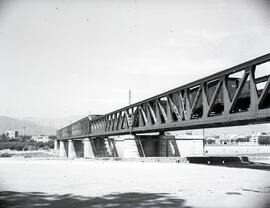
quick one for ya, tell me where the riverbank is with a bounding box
[0,149,56,158]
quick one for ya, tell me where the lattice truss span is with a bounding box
[57,54,270,139]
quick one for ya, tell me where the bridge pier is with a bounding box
[104,138,113,156]
[55,135,203,159]
[54,140,58,152]
[83,138,95,158]
[106,135,140,158]
[109,136,124,157]
[54,140,60,155]
[123,135,140,158]
[159,135,180,157]
[107,138,119,157]
[68,139,76,158]
[59,140,67,157]
[73,140,84,157]
[101,137,119,157]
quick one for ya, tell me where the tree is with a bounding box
[258,136,270,145]
[49,135,57,140]
[0,133,10,142]
[206,139,215,144]
[236,137,249,143]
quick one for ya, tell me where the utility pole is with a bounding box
[23,126,25,137]
[88,110,92,120]
[129,89,132,105]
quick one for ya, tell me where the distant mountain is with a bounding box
[24,115,85,130]
[0,116,57,136]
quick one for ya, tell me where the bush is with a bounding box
[0,142,24,151]
[43,145,50,150]
[236,137,249,142]
[206,139,215,144]
[258,137,270,145]
[0,140,55,151]
[18,136,31,142]
[23,145,37,151]
[47,140,54,149]
[0,152,12,157]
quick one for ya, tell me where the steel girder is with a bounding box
[57,53,270,140]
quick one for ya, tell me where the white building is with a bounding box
[31,135,50,143]
[4,130,19,139]
[249,132,269,144]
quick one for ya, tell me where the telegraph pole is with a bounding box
[129,89,132,105]
[23,126,25,137]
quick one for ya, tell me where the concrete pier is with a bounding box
[55,134,204,159]
[73,140,84,157]
[68,139,76,158]
[93,137,110,157]
[59,140,67,157]
[54,140,58,152]
[83,138,95,158]
[109,136,124,157]
[107,138,118,157]
[123,135,140,158]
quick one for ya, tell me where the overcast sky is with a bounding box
[0,0,270,120]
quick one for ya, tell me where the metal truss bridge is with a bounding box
[57,53,270,140]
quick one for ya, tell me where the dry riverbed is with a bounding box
[0,149,56,159]
[0,158,270,208]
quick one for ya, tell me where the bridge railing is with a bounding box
[57,53,270,140]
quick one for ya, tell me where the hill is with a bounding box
[0,116,56,136]
[23,115,84,130]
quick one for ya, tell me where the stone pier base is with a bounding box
[59,140,67,157]
[55,133,204,159]
[68,139,76,158]
[54,140,58,152]
[83,138,95,158]
[123,135,140,158]
[54,140,60,155]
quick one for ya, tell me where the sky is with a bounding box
[0,0,270,124]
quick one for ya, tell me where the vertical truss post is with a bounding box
[179,92,186,120]
[222,75,231,116]
[201,82,209,119]
[155,100,161,124]
[248,65,259,112]
[184,89,191,120]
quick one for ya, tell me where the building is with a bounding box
[4,130,19,139]
[31,135,50,143]
[249,132,270,144]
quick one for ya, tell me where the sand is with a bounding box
[0,158,270,208]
